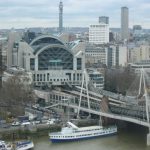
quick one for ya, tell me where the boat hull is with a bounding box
[16,142,34,150]
[50,132,117,143]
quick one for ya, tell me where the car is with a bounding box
[46,120,55,125]
[2,124,11,128]
[12,121,20,126]
[46,118,56,125]
[21,121,31,126]
[31,120,40,125]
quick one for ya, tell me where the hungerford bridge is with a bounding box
[35,69,150,145]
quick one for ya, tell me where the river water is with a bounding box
[33,126,150,150]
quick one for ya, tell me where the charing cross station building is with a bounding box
[10,34,86,87]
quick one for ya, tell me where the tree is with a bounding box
[0,75,35,118]
[104,67,136,95]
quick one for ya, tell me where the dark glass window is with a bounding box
[40,74,42,81]
[107,48,113,68]
[44,74,45,81]
[30,58,35,70]
[37,74,39,81]
[73,74,75,81]
[77,58,82,70]
[47,73,49,81]
[33,74,35,81]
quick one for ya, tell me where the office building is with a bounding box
[121,7,129,41]
[88,69,104,89]
[128,44,150,63]
[99,16,109,24]
[85,44,128,68]
[89,24,109,44]
[7,31,22,68]
[133,25,142,37]
[85,44,107,65]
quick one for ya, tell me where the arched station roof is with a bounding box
[30,35,66,55]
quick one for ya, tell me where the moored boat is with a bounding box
[49,122,117,143]
[15,141,34,150]
[0,140,11,150]
[0,140,34,150]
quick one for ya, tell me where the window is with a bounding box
[43,74,45,81]
[73,74,75,81]
[40,74,42,81]
[77,58,82,70]
[30,58,35,70]
[47,73,49,81]
[33,74,35,81]
[37,74,39,81]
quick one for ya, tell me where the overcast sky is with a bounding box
[0,0,150,29]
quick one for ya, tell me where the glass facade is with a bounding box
[32,37,63,46]
[31,37,64,54]
[38,47,73,70]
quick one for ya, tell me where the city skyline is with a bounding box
[0,0,149,29]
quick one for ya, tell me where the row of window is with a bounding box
[33,73,82,82]
[51,130,114,138]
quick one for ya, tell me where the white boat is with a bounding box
[15,141,34,150]
[49,122,117,143]
[0,140,34,150]
[0,140,12,150]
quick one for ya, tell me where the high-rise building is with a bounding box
[89,23,109,44]
[99,16,109,24]
[7,31,21,68]
[121,7,129,41]
[59,1,63,33]
[133,25,142,37]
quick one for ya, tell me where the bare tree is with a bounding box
[0,75,35,118]
[104,67,136,95]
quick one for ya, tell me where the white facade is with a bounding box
[129,45,150,63]
[107,45,128,67]
[118,45,128,66]
[89,23,109,44]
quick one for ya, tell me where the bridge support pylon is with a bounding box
[147,133,150,146]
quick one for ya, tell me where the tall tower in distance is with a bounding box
[59,1,63,33]
[121,7,129,41]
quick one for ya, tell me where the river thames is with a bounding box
[33,126,150,150]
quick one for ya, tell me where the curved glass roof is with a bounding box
[30,35,65,54]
